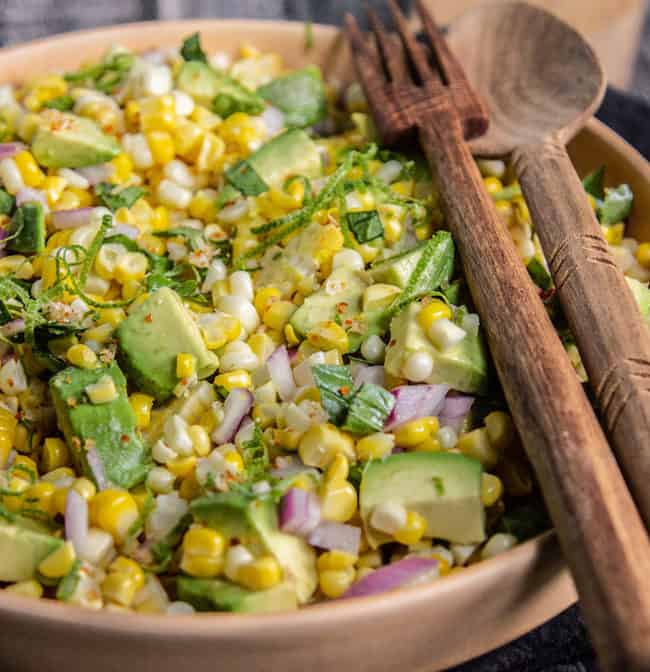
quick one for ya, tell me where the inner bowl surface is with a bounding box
[0,18,648,672]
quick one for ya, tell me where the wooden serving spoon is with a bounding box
[447,1,650,530]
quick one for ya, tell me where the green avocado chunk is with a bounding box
[626,277,650,327]
[257,66,327,128]
[225,128,321,196]
[116,287,219,402]
[176,61,264,118]
[0,510,63,581]
[191,492,317,604]
[360,452,485,547]
[384,302,488,394]
[289,265,367,339]
[177,577,298,613]
[369,242,429,288]
[8,202,46,254]
[31,111,120,169]
[49,361,149,489]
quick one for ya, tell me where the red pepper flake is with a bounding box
[389,339,396,347]
[71,437,81,449]
[339,385,350,396]
[121,434,130,443]
[344,319,353,326]
[66,397,77,408]
[144,313,153,323]
[336,302,348,314]
[6,378,13,388]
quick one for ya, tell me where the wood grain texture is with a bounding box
[447,2,650,529]
[347,3,650,669]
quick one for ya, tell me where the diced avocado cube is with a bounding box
[49,361,149,489]
[177,577,298,613]
[0,511,63,581]
[8,202,46,254]
[116,287,219,402]
[626,277,650,328]
[176,61,264,117]
[370,242,428,288]
[31,111,120,169]
[225,128,321,196]
[191,492,317,604]
[360,452,485,547]
[384,302,488,394]
[257,66,327,128]
[289,265,368,339]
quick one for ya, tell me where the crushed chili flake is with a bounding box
[144,313,153,323]
[71,437,81,449]
[389,339,396,347]
[339,385,350,396]
[121,434,130,443]
[336,302,348,314]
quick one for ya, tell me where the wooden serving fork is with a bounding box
[345,2,650,670]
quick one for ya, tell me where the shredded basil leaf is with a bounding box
[342,383,395,435]
[95,183,147,211]
[43,95,74,112]
[225,160,268,196]
[180,32,208,63]
[527,259,553,291]
[599,184,633,225]
[312,364,355,426]
[346,210,384,244]
[582,166,605,200]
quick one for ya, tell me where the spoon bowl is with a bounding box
[447,1,605,156]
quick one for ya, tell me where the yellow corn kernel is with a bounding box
[173,118,205,160]
[179,472,202,501]
[14,150,45,187]
[176,353,197,379]
[317,550,357,572]
[111,153,133,183]
[494,199,514,225]
[41,467,75,484]
[319,567,355,598]
[417,300,453,330]
[325,453,349,483]
[263,300,296,331]
[50,487,68,516]
[273,427,302,452]
[393,416,440,448]
[166,456,197,479]
[89,489,139,543]
[38,541,76,579]
[72,477,96,501]
[286,179,305,205]
[51,190,81,211]
[320,478,357,523]
[357,550,382,569]
[393,510,427,545]
[145,130,175,165]
[98,307,126,328]
[180,526,226,578]
[102,556,145,607]
[237,556,282,591]
[307,321,349,353]
[413,436,442,452]
[223,449,244,473]
[126,393,153,431]
[17,113,40,143]
[299,423,356,468]
[113,252,148,285]
[66,343,97,369]
[1,477,28,512]
[383,216,403,244]
[219,112,263,152]
[0,407,17,468]
[121,278,142,301]
[150,205,169,232]
[67,186,93,208]
[213,370,252,391]
[355,433,394,461]
[481,473,504,507]
[457,427,500,469]
[254,287,281,315]
[86,375,118,404]
[484,411,515,452]
[202,315,241,350]
[191,105,221,131]
[602,223,624,245]
[41,176,67,205]
[188,424,211,457]
[12,423,28,455]
[188,191,217,222]
[637,242,650,268]
[13,455,38,482]
[0,255,34,280]
[284,323,300,347]
[23,481,56,516]
[5,579,43,598]
[82,323,113,347]
[482,176,503,195]
[391,180,414,197]
[41,437,70,472]
[195,132,226,173]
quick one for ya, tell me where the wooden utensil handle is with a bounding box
[513,136,650,530]
[419,115,650,671]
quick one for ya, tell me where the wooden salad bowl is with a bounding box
[0,19,648,672]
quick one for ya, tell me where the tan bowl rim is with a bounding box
[0,17,646,637]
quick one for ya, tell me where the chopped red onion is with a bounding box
[50,207,95,230]
[353,364,385,387]
[342,556,439,599]
[260,106,285,136]
[308,521,361,556]
[212,388,254,444]
[1,319,25,338]
[384,384,449,431]
[279,488,321,536]
[0,142,25,159]
[86,447,109,491]
[16,187,47,208]
[110,224,139,240]
[65,488,88,555]
[218,199,249,223]
[267,345,296,402]
[439,393,474,432]
[287,347,299,364]
[77,163,114,186]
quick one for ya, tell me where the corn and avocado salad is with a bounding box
[0,33,645,615]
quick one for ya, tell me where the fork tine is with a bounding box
[414,0,465,83]
[365,6,410,82]
[344,13,380,70]
[386,0,434,83]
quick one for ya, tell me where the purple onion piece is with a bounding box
[109,224,139,240]
[384,384,449,431]
[440,393,474,419]
[0,142,26,160]
[267,345,296,402]
[308,521,361,556]
[342,556,439,599]
[50,207,95,230]
[16,187,47,208]
[212,388,254,444]
[76,163,114,185]
[65,488,88,555]
[1,319,25,338]
[86,447,109,491]
[279,488,321,536]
